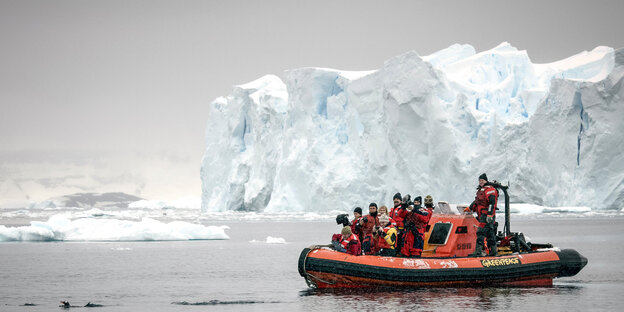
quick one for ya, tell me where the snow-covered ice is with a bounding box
[0,214,229,242]
[201,42,624,212]
[128,197,201,210]
[250,236,288,244]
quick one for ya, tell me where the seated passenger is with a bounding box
[331,226,361,255]
[378,205,397,228]
[374,215,398,256]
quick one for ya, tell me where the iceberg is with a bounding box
[201,42,624,212]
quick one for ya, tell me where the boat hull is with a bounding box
[298,248,587,288]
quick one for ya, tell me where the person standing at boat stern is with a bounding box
[466,173,499,256]
[360,203,381,255]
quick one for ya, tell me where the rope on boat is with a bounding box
[302,247,336,287]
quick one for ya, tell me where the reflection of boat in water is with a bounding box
[298,183,588,288]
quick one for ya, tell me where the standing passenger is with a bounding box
[360,203,380,255]
[424,195,435,214]
[351,207,363,241]
[389,193,408,251]
[400,196,431,257]
[465,173,499,256]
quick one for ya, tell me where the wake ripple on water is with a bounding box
[171,300,281,306]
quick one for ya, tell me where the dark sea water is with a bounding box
[1,216,622,311]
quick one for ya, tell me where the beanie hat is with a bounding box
[479,173,488,181]
[354,207,362,215]
[393,193,402,200]
[414,196,422,203]
[369,202,378,208]
[341,226,352,236]
[424,195,433,205]
[378,214,389,225]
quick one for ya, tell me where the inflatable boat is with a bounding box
[298,183,588,288]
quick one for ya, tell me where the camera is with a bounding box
[374,226,385,236]
[401,194,413,208]
[335,214,350,227]
[354,221,362,233]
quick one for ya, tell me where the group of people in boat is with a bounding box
[331,173,499,257]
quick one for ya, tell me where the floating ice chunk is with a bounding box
[509,203,591,215]
[128,197,201,210]
[128,199,169,209]
[509,203,548,214]
[0,214,229,242]
[250,236,287,244]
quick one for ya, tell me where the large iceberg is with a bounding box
[201,42,623,212]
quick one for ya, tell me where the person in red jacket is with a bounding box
[389,193,408,251]
[465,173,499,256]
[423,195,435,214]
[350,207,363,241]
[400,196,431,257]
[374,214,398,256]
[378,205,397,228]
[359,203,380,255]
[331,226,361,256]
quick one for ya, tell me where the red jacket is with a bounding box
[350,216,362,238]
[339,234,361,255]
[404,207,430,234]
[390,205,407,229]
[360,214,380,235]
[471,185,498,226]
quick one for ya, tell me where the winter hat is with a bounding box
[353,207,363,215]
[341,226,352,236]
[379,214,389,225]
[369,202,378,209]
[393,193,402,200]
[479,173,488,181]
[413,196,422,203]
[424,195,433,205]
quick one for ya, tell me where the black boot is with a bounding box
[488,245,498,256]
[469,245,483,257]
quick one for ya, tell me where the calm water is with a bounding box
[1,217,623,311]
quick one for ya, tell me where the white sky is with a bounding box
[1,0,623,202]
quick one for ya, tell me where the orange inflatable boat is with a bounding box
[298,183,587,288]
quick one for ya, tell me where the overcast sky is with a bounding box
[1,0,623,202]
